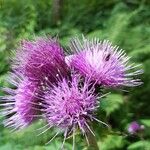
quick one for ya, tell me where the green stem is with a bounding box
[86,130,99,150]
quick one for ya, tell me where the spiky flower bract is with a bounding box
[69,37,143,87]
[0,73,40,130]
[41,74,106,146]
[13,37,69,85]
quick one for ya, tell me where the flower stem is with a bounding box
[86,130,99,150]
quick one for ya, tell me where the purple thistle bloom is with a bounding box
[68,37,143,87]
[41,75,108,146]
[12,37,69,85]
[128,121,144,134]
[0,73,40,130]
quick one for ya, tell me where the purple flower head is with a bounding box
[68,37,143,87]
[13,37,69,85]
[0,73,40,130]
[44,75,97,129]
[128,121,144,134]
[41,74,108,146]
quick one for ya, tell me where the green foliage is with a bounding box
[140,119,150,127]
[99,135,126,150]
[0,0,150,149]
[127,141,150,150]
[101,94,123,116]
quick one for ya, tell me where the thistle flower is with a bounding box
[128,121,145,134]
[0,73,40,130]
[41,75,107,147]
[13,37,69,85]
[68,37,143,87]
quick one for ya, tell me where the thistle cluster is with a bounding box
[0,36,142,148]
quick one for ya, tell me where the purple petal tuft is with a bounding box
[42,74,100,136]
[0,73,40,130]
[69,37,143,87]
[13,37,69,85]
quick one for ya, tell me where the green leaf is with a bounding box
[140,119,150,127]
[128,141,150,150]
[100,94,123,115]
[99,135,125,150]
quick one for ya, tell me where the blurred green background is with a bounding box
[0,0,150,149]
